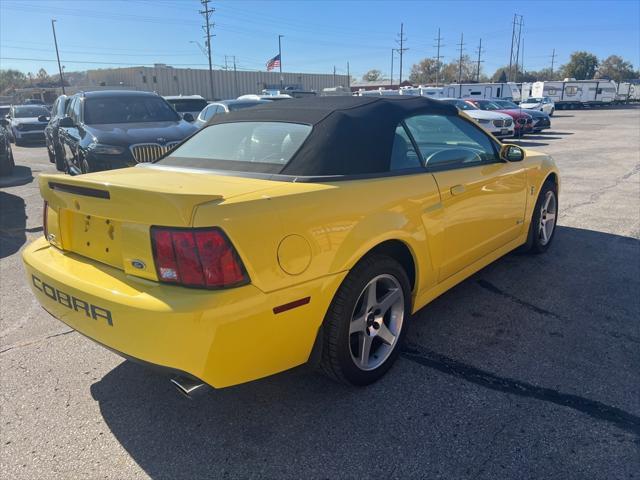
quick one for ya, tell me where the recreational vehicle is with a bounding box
[614,82,639,103]
[444,82,521,102]
[531,79,617,108]
[399,86,446,98]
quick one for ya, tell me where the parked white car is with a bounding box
[163,95,208,122]
[519,97,555,116]
[439,98,514,138]
[194,99,270,128]
[6,105,49,145]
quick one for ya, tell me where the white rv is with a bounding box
[531,79,617,108]
[444,82,521,102]
[614,82,639,103]
[355,88,401,96]
[399,86,446,98]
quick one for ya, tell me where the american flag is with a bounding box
[266,54,281,71]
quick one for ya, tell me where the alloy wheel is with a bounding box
[538,190,557,245]
[349,274,404,371]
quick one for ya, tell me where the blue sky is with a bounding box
[1,0,639,80]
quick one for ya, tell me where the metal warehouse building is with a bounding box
[85,65,349,100]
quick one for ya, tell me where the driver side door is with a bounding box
[405,114,527,282]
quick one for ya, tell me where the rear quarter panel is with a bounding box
[192,172,443,300]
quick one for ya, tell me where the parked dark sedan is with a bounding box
[45,95,70,171]
[59,91,198,174]
[0,119,15,176]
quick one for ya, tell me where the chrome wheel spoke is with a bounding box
[540,224,548,243]
[358,334,373,368]
[364,281,378,311]
[349,314,366,335]
[377,288,401,315]
[377,323,396,346]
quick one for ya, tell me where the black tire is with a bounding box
[14,139,23,147]
[520,179,558,254]
[549,108,555,116]
[0,148,15,176]
[319,254,411,386]
[80,156,91,174]
[54,146,66,172]
[46,139,55,163]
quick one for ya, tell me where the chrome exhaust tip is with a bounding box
[171,375,206,399]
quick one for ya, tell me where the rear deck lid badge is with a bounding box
[131,259,146,270]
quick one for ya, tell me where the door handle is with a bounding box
[450,184,466,195]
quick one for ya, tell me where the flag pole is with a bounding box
[278,34,284,89]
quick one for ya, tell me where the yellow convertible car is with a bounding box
[23,97,559,393]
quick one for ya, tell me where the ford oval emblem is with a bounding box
[131,260,146,270]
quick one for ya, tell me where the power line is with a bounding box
[433,28,444,87]
[199,0,215,100]
[396,23,408,85]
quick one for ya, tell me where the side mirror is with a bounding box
[182,113,194,122]
[38,114,50,122]
[59,116,74,128]
[500,144,525,162]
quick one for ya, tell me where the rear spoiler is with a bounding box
[39,174,223,227]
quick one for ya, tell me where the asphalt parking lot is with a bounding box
[1,106,639,479]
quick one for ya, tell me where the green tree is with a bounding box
[0,69,28,93]
[595,55,635,82]
[408,58,438,84]
[362,69,383,82]
[560,51,598,80]
[440,55,478,83]
[36,68,50,81]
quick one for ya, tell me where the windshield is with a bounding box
[166,99,208,112]
[13,106,49,118]
[443,99,476,111]
[474,101,502,111]
[228,101,269,111]
[525,98,544,103]
[84,96,180,124]
[158,121,312,173]
[495,100,519,109]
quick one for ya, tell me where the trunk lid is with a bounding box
[40,166,274,279]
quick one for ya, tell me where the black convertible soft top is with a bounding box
[204,96,458,177]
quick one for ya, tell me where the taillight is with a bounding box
[43,201,49,240]
[151,227,248,289]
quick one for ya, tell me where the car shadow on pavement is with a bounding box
[0,165,33,188]
[0,191,27,258]
[512,140,550,147]
[90,226,640,479]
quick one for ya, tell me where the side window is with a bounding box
[390,124,422,171]
[404,114,499,171]
[65,97,75,117]
[70,98,81,122]
[52,99,59,116]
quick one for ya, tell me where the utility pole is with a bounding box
[396,23,408,85]
[347,61,350,88]
[433,27,444,87]
[199,0,215,100]
[224,55,228,70]
[475,38,484,83]
[232,55,238,97]
[520,38,525,82]
[390,49,395,87]
[508,14,523,82]
[333,65,336,86]
[457,33,465,84]
[278,34,284,88]
[550,48,556,78]
[51,19,65,94]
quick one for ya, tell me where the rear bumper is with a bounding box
[23,237,345,388]
[14,130,45,141]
